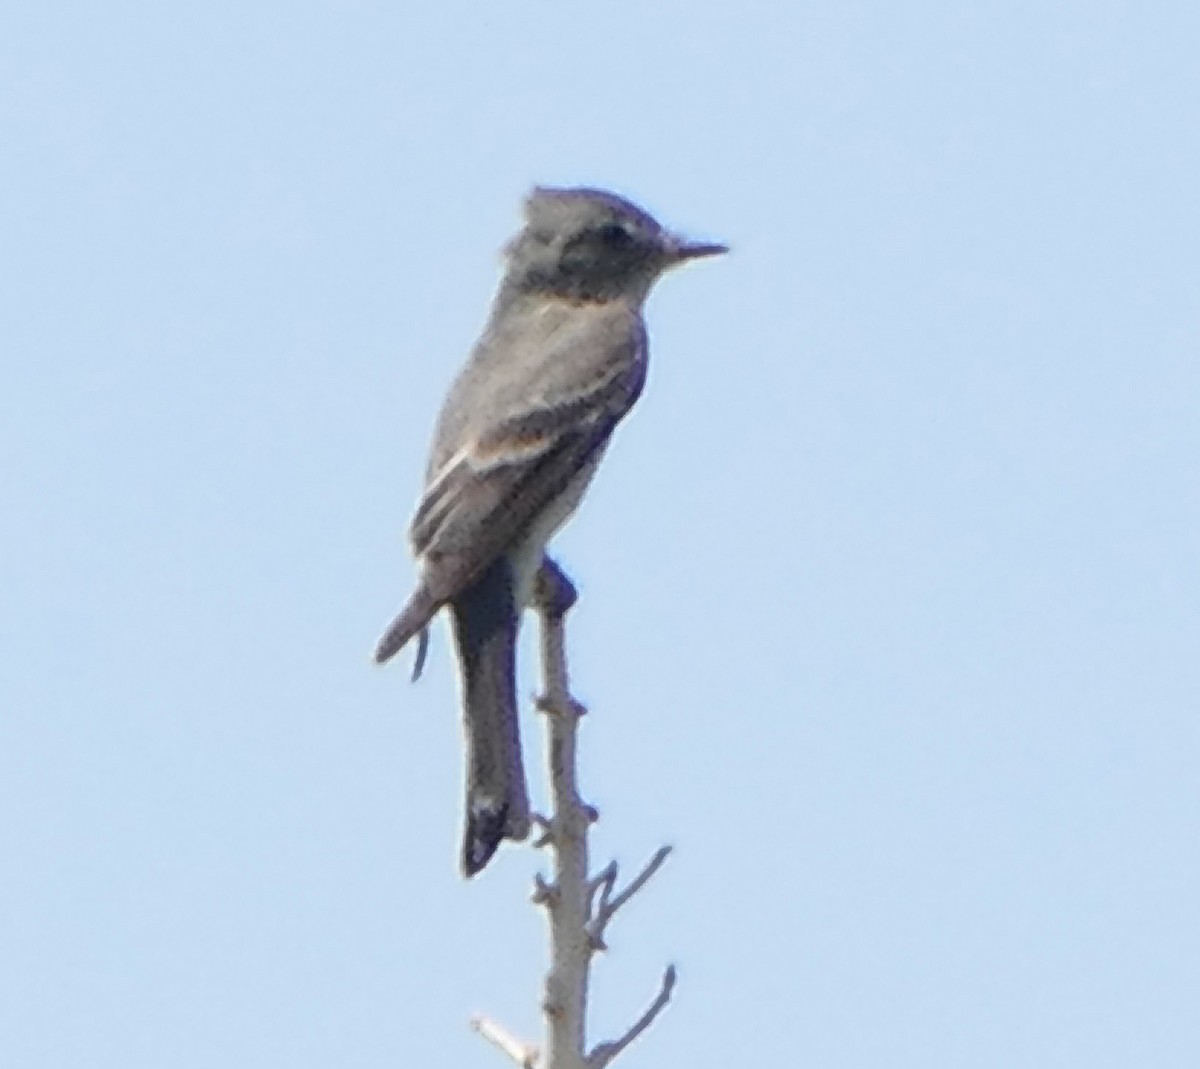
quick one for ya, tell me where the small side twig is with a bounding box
[586,966,678,1069]
[588,846,672,944]
[586,862,618,915]
[531,813,555,849]
[470,1015,540,1068]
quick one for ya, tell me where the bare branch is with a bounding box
[530,557,677,1069]
[471,1015,540,1068]
[605,846,671,920]
[586,966,678,1069]
[587,861,618,917]
[588,846,672,944]
[534,558,591,1069]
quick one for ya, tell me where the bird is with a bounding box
[374,186,725,876]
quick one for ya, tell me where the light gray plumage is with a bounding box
[374,186,725,876]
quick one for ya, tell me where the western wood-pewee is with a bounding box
[374,186,725,876]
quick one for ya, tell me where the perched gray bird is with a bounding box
[374,186,725,876]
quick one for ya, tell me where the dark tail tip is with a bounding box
[462,801,509,878]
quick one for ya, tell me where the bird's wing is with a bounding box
[410,306,646,602]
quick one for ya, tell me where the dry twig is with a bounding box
[470,1016,539,1068]
[472,557,676,1069]
[587,966,677,1069]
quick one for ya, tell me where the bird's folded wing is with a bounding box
[410,321,645,602]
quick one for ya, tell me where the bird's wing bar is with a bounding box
[409,420,613,604]
[408,305,646,605]
[411,370,622,559]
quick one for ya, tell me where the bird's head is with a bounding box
[501,186,726,304]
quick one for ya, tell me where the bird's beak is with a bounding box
[667,235,729,263]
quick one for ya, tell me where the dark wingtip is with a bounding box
[373,625,406,666]
[462,802,509,878]
[374,591,436,668]
[409,627,430,682]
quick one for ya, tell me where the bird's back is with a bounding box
[420,296,647,489]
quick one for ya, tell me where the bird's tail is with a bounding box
[450,560,531,877]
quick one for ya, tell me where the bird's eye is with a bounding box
[598,222,633,247]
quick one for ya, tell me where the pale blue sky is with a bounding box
[2,2,1198,1066]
